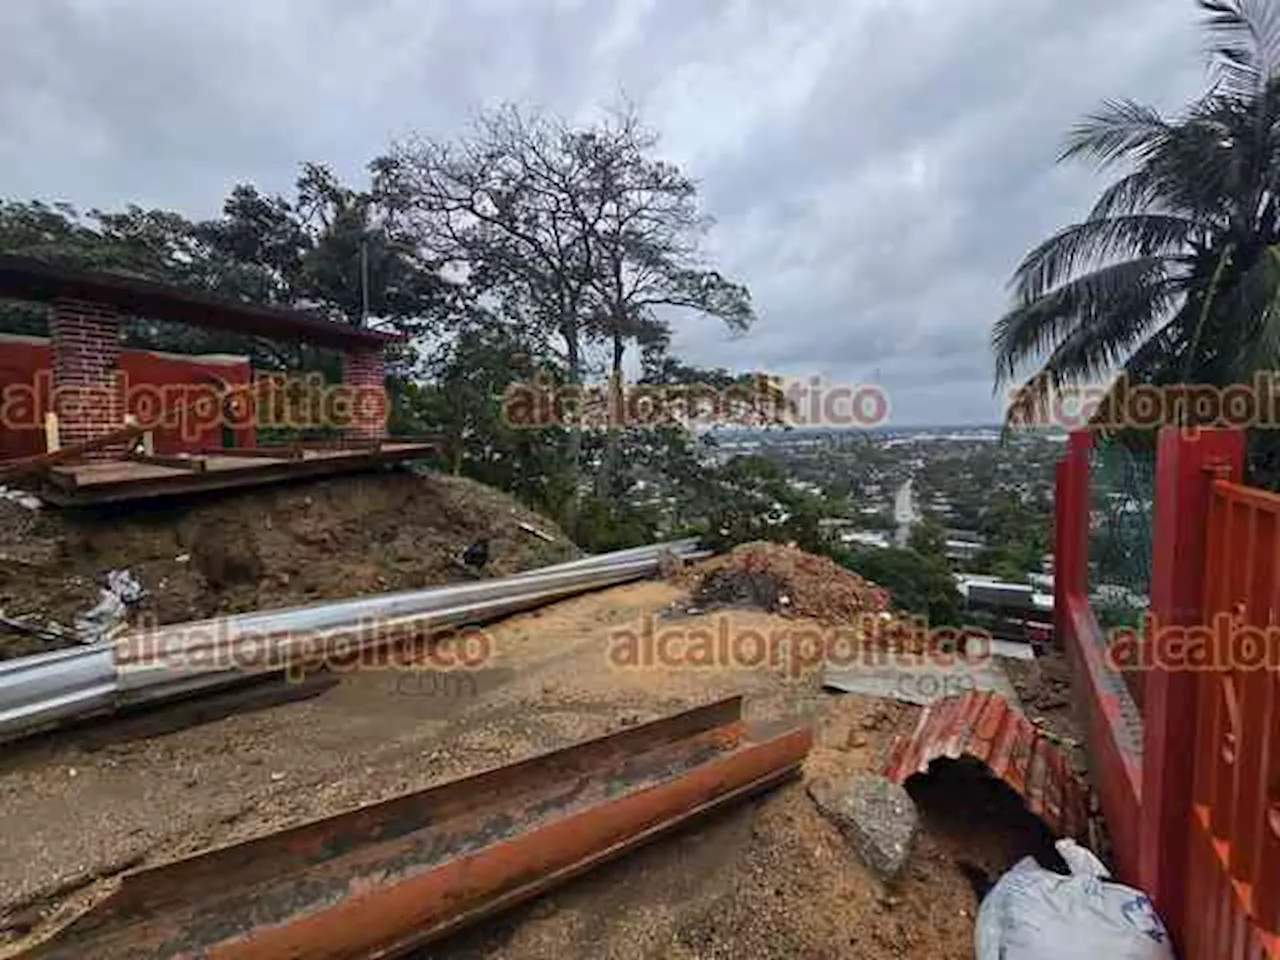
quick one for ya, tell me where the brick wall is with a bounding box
[341,347,388,439]
[49,299,122,455]
[0,333,256,460]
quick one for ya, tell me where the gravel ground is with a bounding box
[0,577,1058,959]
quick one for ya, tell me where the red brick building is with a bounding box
[0,255,399,462]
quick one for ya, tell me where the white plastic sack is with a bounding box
[975,839,1174,960]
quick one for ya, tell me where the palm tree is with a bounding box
[994,0,1280,426]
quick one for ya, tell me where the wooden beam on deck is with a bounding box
[127,453,208,473]
[200,446,305,461]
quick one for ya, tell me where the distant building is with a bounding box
[944,539,984,563]
[842,530,891,550]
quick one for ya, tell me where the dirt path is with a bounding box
[0,579,1053,959]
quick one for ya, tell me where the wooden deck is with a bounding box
[38,441,437,505]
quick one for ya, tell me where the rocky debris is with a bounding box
[691,567,790,612]
[808,774,918,881]
[677,542,890,625]
[1001,652,1087,775]
[0,487,42,512]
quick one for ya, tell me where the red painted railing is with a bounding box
[1055,430,1143,881]
[1057,427,1278,958]
[1185,479,1280,958]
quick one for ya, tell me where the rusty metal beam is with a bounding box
[25,696,811,960]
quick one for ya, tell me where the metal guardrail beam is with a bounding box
[0,645,116,740]
[0,539,703,742]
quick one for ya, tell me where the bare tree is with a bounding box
[573,109,753,497]
[376,104,752,521]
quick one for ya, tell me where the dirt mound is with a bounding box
[0,468,578,659]
[681,542,890,624]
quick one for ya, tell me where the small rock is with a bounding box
[860,711,888,731]
[1,904,43,935]
[528,897,558,919]
[175,553,191,564]
[808,774,918,881]
[270,771,286,782]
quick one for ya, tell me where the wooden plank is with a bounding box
[199,446,303,461]
[294,437,383,451]
[38,445,437,505]
[127,453,208,473]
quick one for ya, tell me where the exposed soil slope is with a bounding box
[0,468,577,658]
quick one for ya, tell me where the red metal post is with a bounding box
[1054,430,1092,639]
[1139,426,1245,939]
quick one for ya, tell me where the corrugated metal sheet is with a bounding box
[883,690,1088,840]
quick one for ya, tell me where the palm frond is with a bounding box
[1012,215,1196,302]
[1087,171,1168,219]
[1061,100,1172,166]
[1201,0,1280,97]
[1082,321,1190,433]
[999,1,1280,430]
[994,256,1176,383]
[1004,294,1184,430]
[1202,244,1280,377]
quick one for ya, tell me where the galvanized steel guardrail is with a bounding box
[0,644,116,740]
[1,539,702,741]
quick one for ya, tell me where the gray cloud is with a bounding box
[0,0,1212,423]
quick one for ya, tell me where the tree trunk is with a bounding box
[561,316,584,532]
[597,329,626,502]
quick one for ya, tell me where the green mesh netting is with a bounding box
[1087,439,1155,631]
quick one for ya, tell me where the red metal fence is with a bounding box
[1186,480,1280,958]
[1057,427,1278,958]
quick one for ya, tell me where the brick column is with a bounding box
[49,299,123,456]
[341,346,387,440]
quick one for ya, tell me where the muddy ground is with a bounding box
[0,468,577,658]
[0,577,1069,960]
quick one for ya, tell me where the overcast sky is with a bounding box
[0,0,1212,425]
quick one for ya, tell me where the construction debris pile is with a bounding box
[681,541,891,623]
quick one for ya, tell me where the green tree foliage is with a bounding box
[840,543,962,627]
[0,167,448,365]
[397,319,574,516]
[693,455,827,554]
[974,490,1049,581]
[994,0,1280,427]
